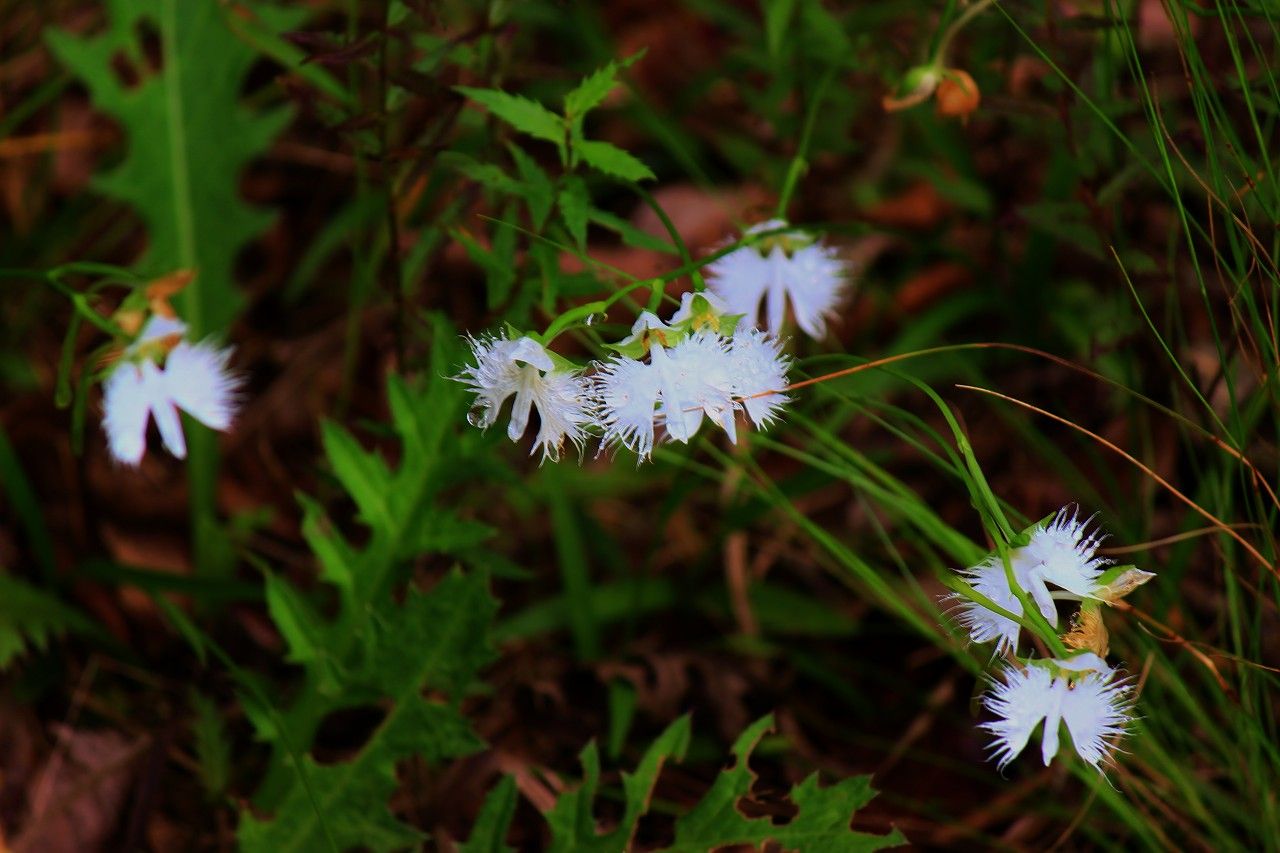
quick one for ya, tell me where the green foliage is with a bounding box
[456,87,568,160]
[0,573,95,668]
[669,715,905,852]
[464,715,903,852]
[455,54,652,182]
[545,715,691,851]
[575,139,656,182]
[190,690,232,802]
[237,327,499,850]
[240,571,497,852]
[46,0,301,336]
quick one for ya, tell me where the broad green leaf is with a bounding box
[669,715,905,852]
[558,177,590,248]
[46,0,300,336]
[457,86,565,157]
[545,716,692,852]
[576,139,656,182]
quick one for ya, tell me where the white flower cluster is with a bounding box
[102,315,242,466]
[456,292,791,464]
[947,507,1155,773]
[456,220,849,464]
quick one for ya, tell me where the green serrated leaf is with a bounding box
[441,151,525,196]
[246,341,496,823]
[563,52,644,137]
[263,573,335,683]
[576,139,656,182]
[558,177,590,248]
[321,421,395,533]
[488,203,519,307]
[239,571,497,852]
[297,492,358,597]
[669,715,905,852]
[454,227,518,308]
[46,0,301,336]
[457,85,565,157]
[190,690,232,802]
[546,716,692,852]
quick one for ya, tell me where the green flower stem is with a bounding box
[933,0,996,66]
[540,279,654,345]
[776,66,836,220]
[632,185,704,292]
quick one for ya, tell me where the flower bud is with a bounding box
[1095,566,1157,603]
[935,69,980,121]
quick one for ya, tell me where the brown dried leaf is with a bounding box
[15,727,142,853]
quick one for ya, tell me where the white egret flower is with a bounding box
[103,316,240,466]
[457,334,593,463]
[1021,506,1111,599]
[727,328,790,429]
[595,329,736,459]
[950,553,1045,656]
[949,508,1122,653]
[594,302,792,461]
[982,654,1133,771]
[706,219,847,339]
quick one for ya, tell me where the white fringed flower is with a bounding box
[654,330,738,443]
[594,304,791,461]
[457,334,592,463]
[949,507,1116,653]
[727,328,791,429]
[595,328,736,460]
[1021,506,1110,600]
[103,316,240,466]
[593,353,662,460]
[706,219,847,339]
[950,553,1049,655]
[982,654,1133,771]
